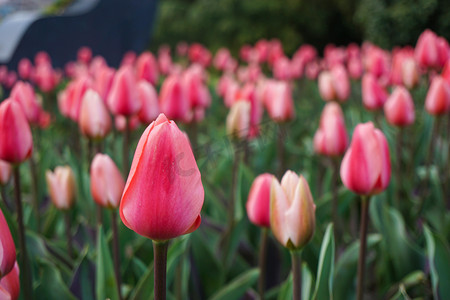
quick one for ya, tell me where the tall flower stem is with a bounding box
[13,166,33,300]
[64,211,73,258]
[290,250,302,300]
[122,117,130,176]
[356,195,370,300]
[29,153,40,230]
[111,210,123,300]
[95,141,104,226]
[153,241,169,300]
[258,228,269,300]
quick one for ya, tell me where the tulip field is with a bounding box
[1,29,450,300]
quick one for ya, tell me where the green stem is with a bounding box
[331,157,340,240]
[29,154,40,230]
[122,117,130,177]
[13,166,33,300]
[290,250,302,300]
[153,241,169,300]
[395,128,403,210]
[258,228,269,300]
[1,185,11,212]
[111,210,123,300]
[227,143,241,234]
[64,211,73,258]
[175,251,185,300]
[356,195,370,300]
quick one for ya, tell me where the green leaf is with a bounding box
[70,247,95,300]
[277,274,292,300]
[302,263,314,300]
[34,260,77,300]
[96,226,119,300]
[312,223,335,300]
[209,268,259,300]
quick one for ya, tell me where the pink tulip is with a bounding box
[363,44,390,80]
[120,114,204,241]
[318,65,350,102]
[246,173,273,227]
[4,71,17,89]
[347,57,363,80]
[415,29,449,70]
[313,102,348,156]
[79,89,112,140]
[401,57,420,89]
[340,122,391,195]
[45,166,76,210]
[273,56,292,80]
[159,74,189,122]
[90,154,125,209]
[0,99,33,164]
[0,208,16,278]
[226,100,251,140]
[89,56,108,77]
[136,81,160,124]
[158,46,172,75]
[107,65,141,116]
[121,51,137,67]
[18,58,33,80]
[318,71,335,101]
[115,115,141,132]
[188,44,211,67]
[61,76,93,121]
[94,66,115,102]
[0,160,12,185]
[362,73,388,110]
[77,46,92,64]
[270,171,316,250]
[176,42,189,57]
[217,73,236,99]
[0,262,19,300]
[384,86,415,127]
[33,63,59,92]
[136,52,159,85]
[213,48,232,71]
[262,80,295,122]
[34,51,51,66]
[10,81,43,125]
[183,65,211,110]
[240,83,263,137]
[424,76,450,115]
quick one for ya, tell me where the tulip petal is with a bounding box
[270,178,290,246]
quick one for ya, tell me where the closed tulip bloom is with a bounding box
[0,208,16,278]
[79,89,112,140]
[313,102,348,156]
[318,71,335,101]
[159,74,190,122]
[226,100,251,140]
[94,66,115,102]
[401,57,420,89]
[331,64,350,101]
[107,65,141,116]
[270,171,316,250]
[384,86,415,127]
[77,46,92,64]
[136,52,159,85]
[0,160,11,185]
[137,81,160,124]
[424,76,450,116]
[246,173,273,227]
[0,99,33,164]
[340,122,391,195]
[45,166,76,210]
[262,80,295,122]
[362,74,388,110]
[0,262,19,300]
[120,114,204,241]
[18,58,32,80]
[33,63,59,92]
[90,154,125,209]
[10,81,42,125]
[415,29,448,70]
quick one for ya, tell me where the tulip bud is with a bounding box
[401,57,420,89]
[136,52,159,85]
[18,58,32,80]
[107,65,141,116]
[384,86,415,127]
[10,81,43,125]
[318,71,335,101]
[226,100,251,140]
[424,76,450,116]
[90,154,125,209]
[0,160,12,185]
[270,171,316,250]
[340,122,391,195]
[137,81,160,124]
[362,73,388,110]
[159,74,189,122]
[45,166,76,210]
[120,114,204,241]
[313,102,348,156]
[79,89,112,140]
[0,262,19,300]
[246,173,273,227]
[0,208,16,278]
[262,80,295,122]
[0,99,33,164]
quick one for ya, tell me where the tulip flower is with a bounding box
[107,65,141,116]
[137,81,160,124]
[18,58,32,80]
[0,99,33,164]
[362,73,388,111]
[10,81,42,126]
[77,46,92,64]
[384,86,415,127]
[415,29,449,70]
[159,74,190,122]
[0,262,19,300]
[0,208,16,278]
[424,76,450,116]
[226,100,251,140]
[45,166,76,210]
[246,173,273,228]
[318,65,350,102]
[79,89,112,140]
[262,80,295,122]
[136,52,159,85]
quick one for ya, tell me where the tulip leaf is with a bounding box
[35,259,77,300]
[312,223,335,300]
[424,225,450,299]
[70,247,95,300]
[209,268,259,300]
[96,226,119,300]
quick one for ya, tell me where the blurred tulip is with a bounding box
[159,74,189,122]
[240,83,263,137]
[362,73,388,110]
[384,86,415,127]
[120,114,204,241]
[34,51,51,66]
[176,41,189,57]
[107,65,141,116]
[18,58,32,80]
[273,56,292,80]
[318,65,350,102]
[158,46,172,75]
[318,71,335,101]
[214,48,232,71]
[0,160,11,185]
[115,115,141,132]
[5,71,17,89]
[188,43,211,67]
[137,81,160,124]
[183,65,211,111]
[246,173,273,227]
[262,80,295,122]
[10,81,43,125]
[347,57,363,79]
[401,57,420,89]
[94,66,115,102]
[33,63,59,92]
[363,44,390,80]
[136,52,159,85]
[0,262,19,300]
[340,122,391,195]
[90,154,125,209]
[60,76,92,121]
[424,76,450,116]
[45,166,76,210]
[0,99,33,164]
[270,171,316,250]
[217,73,235,99]
[226,100,251,140]
[79,89,112,140]
[0,208,16,278]
[313,102,348,156]
[77,47,92,64]
[121,51,137,67]
[415,29,448,70]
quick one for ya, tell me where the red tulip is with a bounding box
[79,89,112,140]
[120,114,204,241]
[135,52,159,85]
[137,81,160,124]
[90,154,125,209]
[0,262,19,300]
[18,58,33,80]
[107,65,141,116]
[0,99,33,164]
[262,80,295,122]
[415,29,448,70]
[159,74,189,122]
[10,81,43,125]
[340,122,391,195]
[45,166,76,210]
[0,160,11,185]
[246,173,273,227]
[313,102,348,156]
[0,208,16,278]
[425,76,450,116]
[362,73,388,110]
[384,86,415,127]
